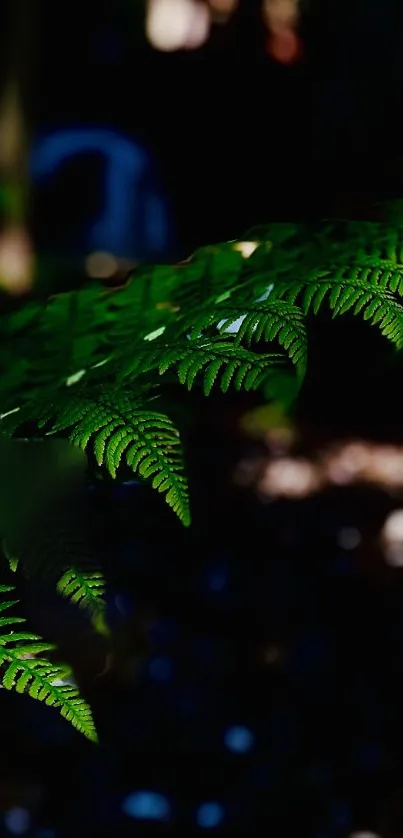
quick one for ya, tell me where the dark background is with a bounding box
[10,0,403,257]
[3,2,403,837]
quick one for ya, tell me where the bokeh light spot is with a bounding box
[224,725,254,753]
[337,527,361,550]
[122,790,171,820]
[4,808,30,835]
[196,802,224,828]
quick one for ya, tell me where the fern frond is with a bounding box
[102,245,246,343]
[35,390,190,526]
[184,301,307,375]
[272,268,403,348]
[121,339,285,396]
[4,217,403,528]
[2,540,19,573]
[336,222,403,264]
[0,586,97,742]
[343,259,403,295]
[243,219,403,271]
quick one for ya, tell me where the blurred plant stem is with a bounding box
[0,0,37,294]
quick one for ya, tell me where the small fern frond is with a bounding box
[121,339,284,396]
[2,541,19,573]
[36,390,190,526]
[0,483,107,629]
[0,586,97,742]
[57,569,105,619]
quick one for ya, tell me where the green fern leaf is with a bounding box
[184,301,307,375]
[36,390,190,526]
[2,519,106,623]
[120,339,284,396]
[0,586,97,741]
[345,259,403,295]
[57,569,105,619]
[2,540,19,573]
[273,268,403,348]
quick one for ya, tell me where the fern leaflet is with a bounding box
[183,301,307,375]
[0,585,97,742]
[57,569,105,619]
[120,339,284,396]
[272,268,403,348]
[32,390,190,526]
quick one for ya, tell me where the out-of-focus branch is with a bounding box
[0,0,37,295]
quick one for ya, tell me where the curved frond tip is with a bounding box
[273,266,403,349]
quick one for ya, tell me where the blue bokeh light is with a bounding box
[4,808,30,835]
[122,791,171,821]
[224,725,255,753]
[196,802,224,828]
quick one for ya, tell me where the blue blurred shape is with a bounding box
[4,808,30,835]
[224,725,254,753]
[122,791,171,821]
[148,655,174,682]
[31,129,169,259]
[196,802,224,828]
